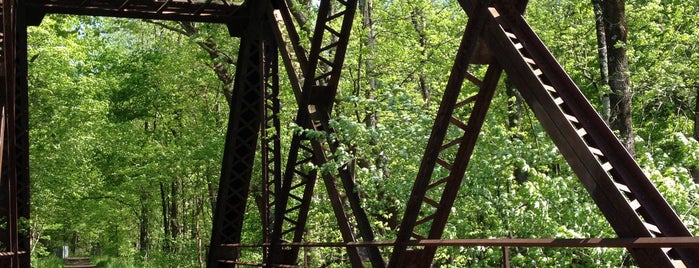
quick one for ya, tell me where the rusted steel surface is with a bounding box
[502,247,510,268]
[482,2,697,267]
[14,7,30,268]
[0,2,13,265]
[270,0,383,267]
[0,251,26,260]
[218,236,699,248]
[264,6,315,264]
[216,237,699,267]
[23,0,246,23]
[505,2,693,240]
[388,0,697,267]
[0,0,697,267]
[0,108,4,176]
[269,0,308,103]
[388,2,493,267]
[260,33,281,264]
[302,0,385,265]
[412,237,699,248]
[502,2,698,260]
[270,133,317,265]
[423,63,502,260]
[207,2,268,266]
[1,1,30,267]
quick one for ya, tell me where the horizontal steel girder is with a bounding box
[24,0,247,23]
[213,236,699,249]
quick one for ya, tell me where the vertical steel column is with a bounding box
[260,35,281,263]
[267,2,312,263]
[0,1,16,265]
[207,1,268,266]
[303,0,383,264]
[1,0,29,266]
[14,3,30,266]
[271,0,384,266]
[268,1,319,265]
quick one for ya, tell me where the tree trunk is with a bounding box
[592,0,611,123]
[148,21,236,105]
[160,182,170,251]
[601,0,635,156]
[195,196,205,268]
[691,85,699,184]
[139,193,151,256]
[169,179,181,252]
[288,0,314,36]
[358,0,399,236]
[362,0,377,128]
[411,7,431,107]
[30,215,44,254]
[207,181,217,213]
[360,0,391,179]
[506,77,528,184]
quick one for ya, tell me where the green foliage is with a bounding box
[33,256,64,268]
[26,0,699,266]
[29,15,227,267]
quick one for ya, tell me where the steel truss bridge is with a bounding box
[1,0,698,267]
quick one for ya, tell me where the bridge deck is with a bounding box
[24,0,248,23]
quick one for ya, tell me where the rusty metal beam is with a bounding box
[481,2,698,267]
[207,1,269,266]
[13,4,30,267]
[302,0,384,265]
[270,0,383,267]
[269,133,318,265]
[260,32,281,263]
[220,236,699,248]
[506,0,696,243]
[0,0,13,263]
[23,0,246,23]
[388,2,491,267]
[218,236,699,267]
[488,10,675,266]
[1,1,29,267]
[269,1,307,104]
[0,0,694,267]
[421,62,502,262]
[271,1,367,265]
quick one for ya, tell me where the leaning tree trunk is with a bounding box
[357,0,400,231]
[411,7,431,108]
[359,0,389,178]
[363,0,378,129]
[601,0,635,156]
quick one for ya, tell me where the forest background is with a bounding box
[27,0,698,267]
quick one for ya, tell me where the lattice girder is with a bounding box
[269,0,383,267]
[24,0,246,24]
[207,1,270,265]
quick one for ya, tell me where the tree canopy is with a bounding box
[27,1,698,267]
